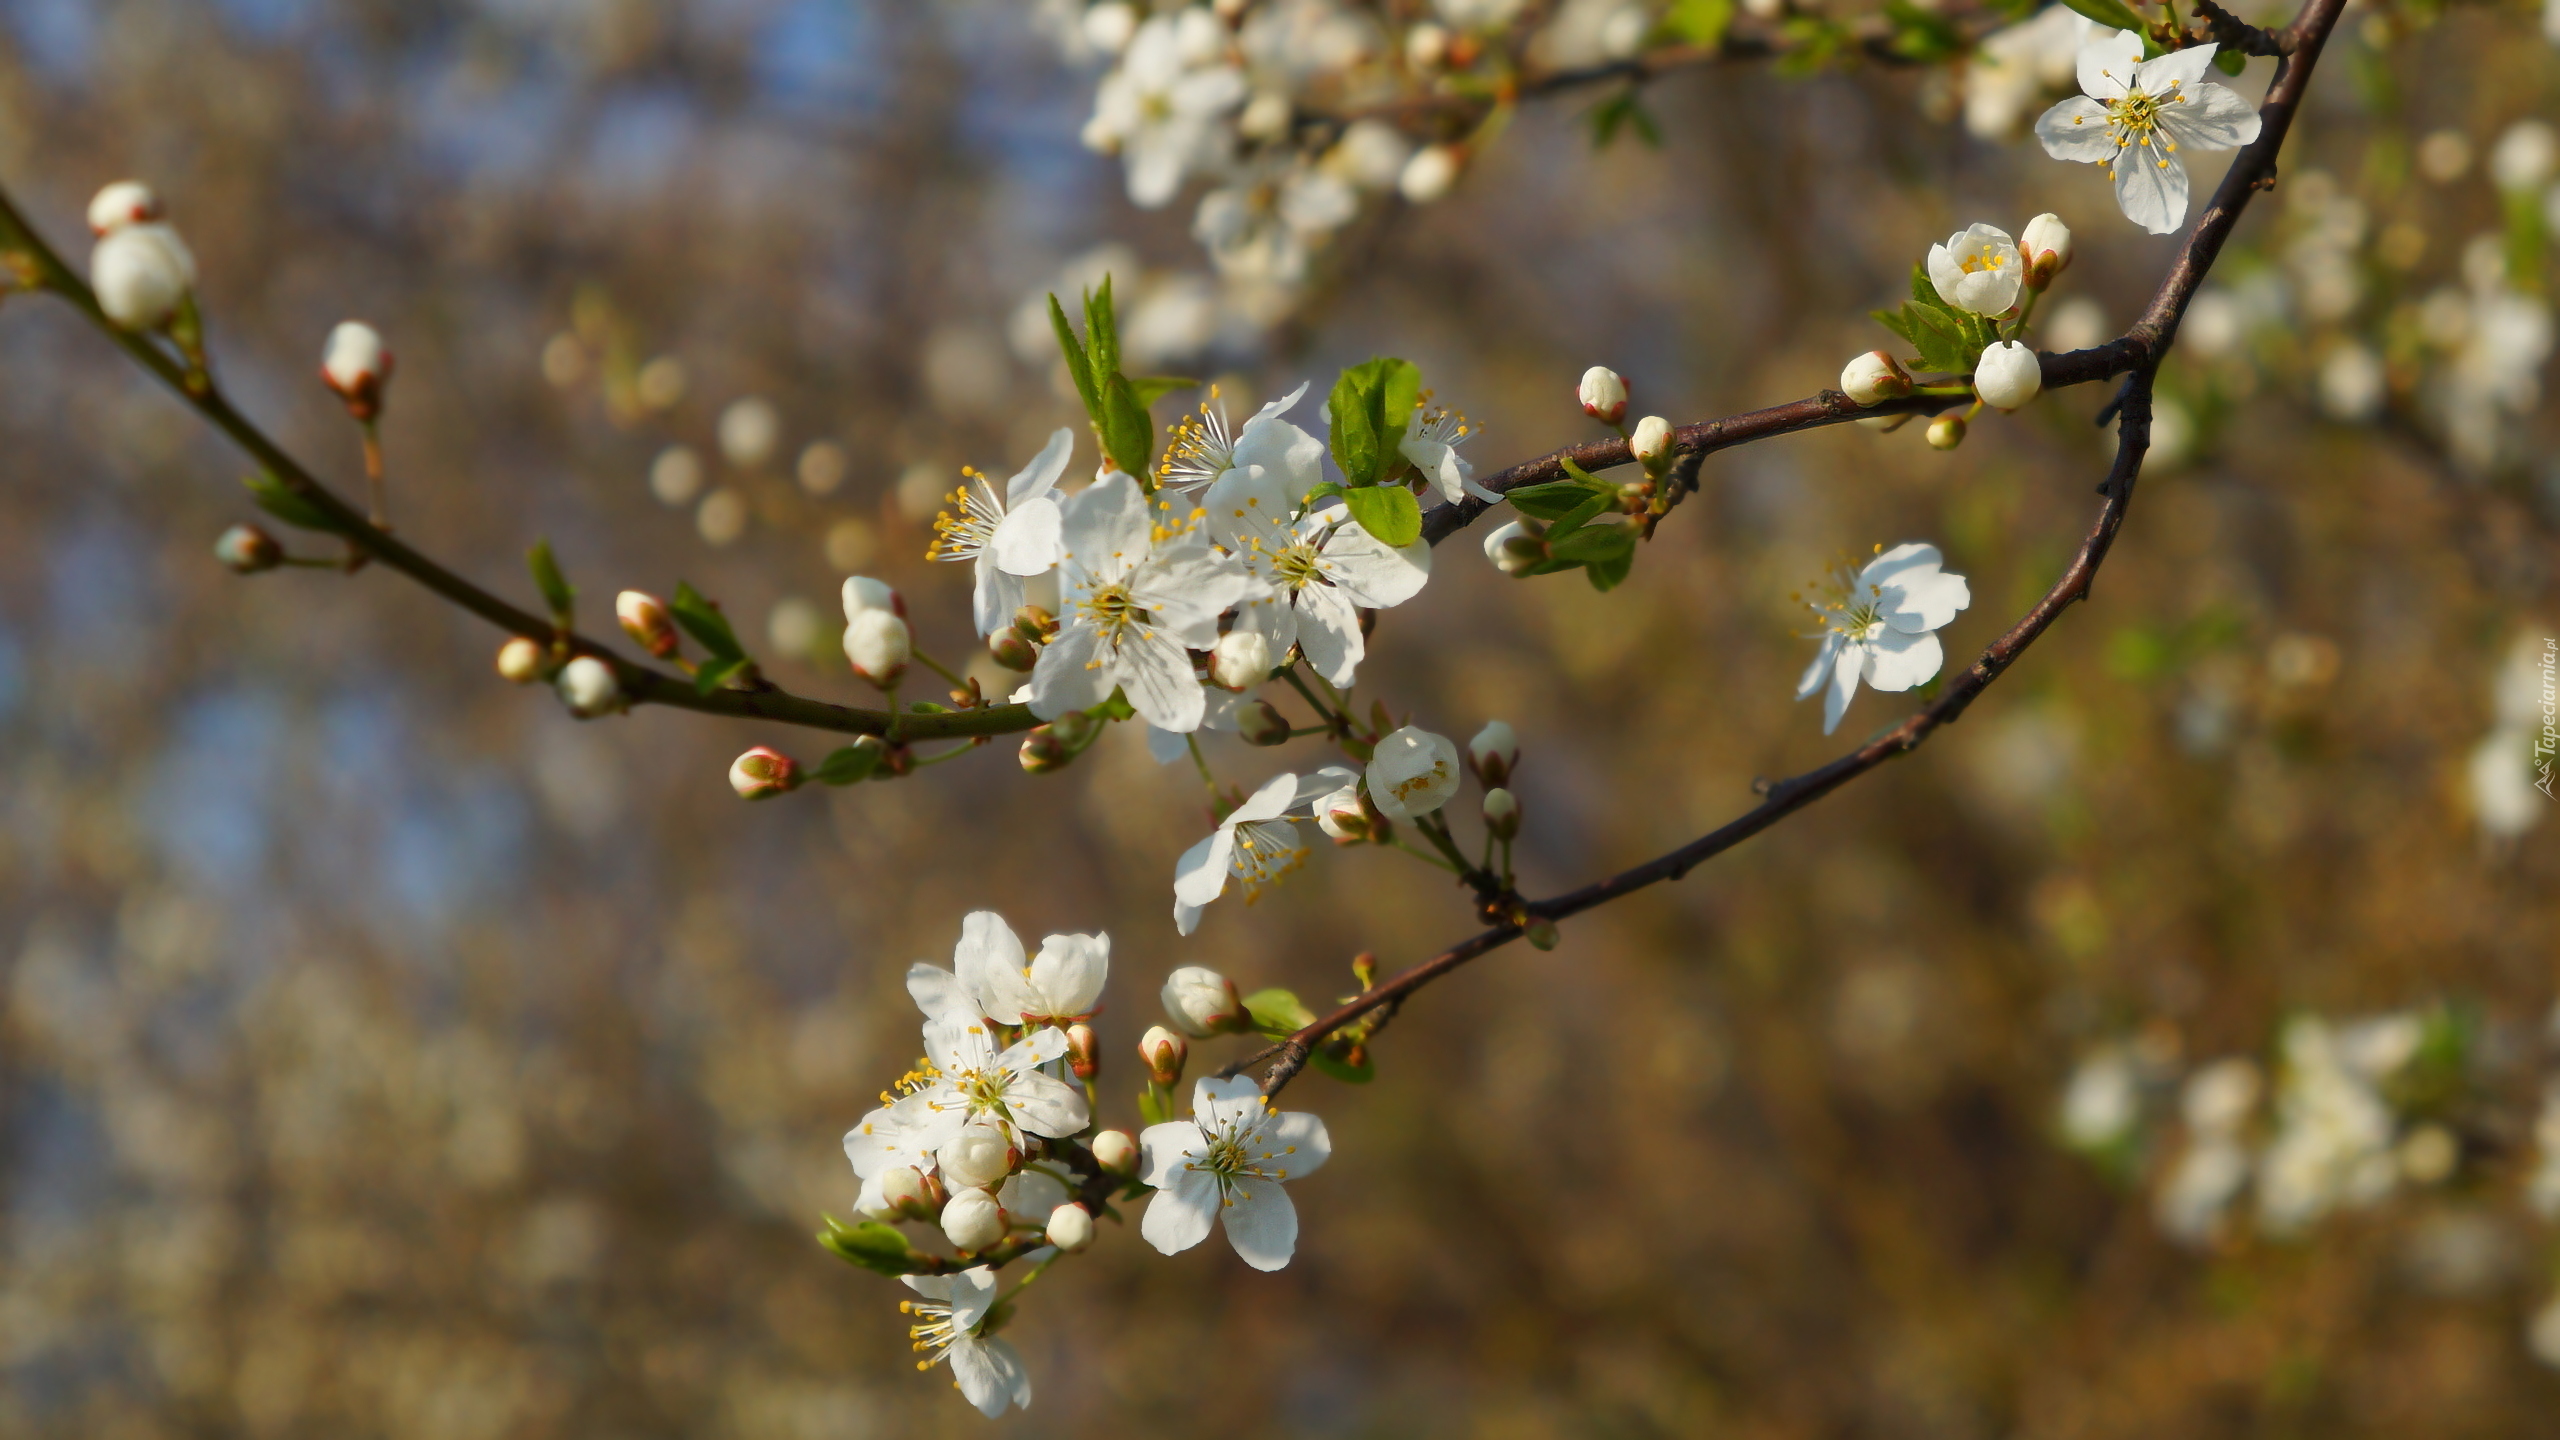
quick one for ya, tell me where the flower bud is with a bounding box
[496,637,546,684]
[728,746,800,800]
[938,1186,1006,1253]
[1577,365,1629,425]
[1049,709,1101,749]
[1482,786,1520,839]
[1483,520,1544,576]
[2020,212,2073,288]
[1090,1129,1139,1176]
[555,655,623,718]
[1237,699,1292,747]
[880,1165,941,1222]
[1466,720,1518,787]
[1066,1023,1101,1081]
[1630,415,1674,476]
[91,223,196,332]
[1398,144,1461,204]
[988,630,1038,672]
[213,523,282,575]
[87,180,162,236]
[1926,414,1968,450]
[1020,725,1072,775]
[1011,605,1058,643]
[616,589,679,658]
[320,320,394,420]
[1210,629,1271,691]
[1841,350,1913,406]
[937,1119,1021,1191]
[1313,783,1374,842]
[1973,341,2043,411]
[1139,1024,1190,1084]
[843,608,911,688]
[1161,967,1249,1038]
[1524,918,1560,950]
[840,574,904,620]
[1045,1202,1095,1253]
[1366,725,1462,823]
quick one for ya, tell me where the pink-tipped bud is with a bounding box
[1066,1023,1101,1081]
[1139,1025,1189,1085]
[1483,786,1520,839]
[1578,365,1629,425]
[1160,968,1249,1038]
[1237,699,1292,747]
[616,589,679,658]
[1466,720,1517,787]
[87,180,163,236]
[320,321,394,421]
[880,1165,941,1222]
[1045,1202,1095,1253]
[2020,212,2073,289]
[1211,629,1271,692]
[728,746,800,800]
[989,630,1038,672]
[1841,350,1914,406]
[1090,1129,1139,1176]
[938,1187,1006,1253]
[1314,783,1374,843]
[496,637,545,684]
[1020,726,1071,775]
[213,523,282,574]
[842,609,910,688]
[1630,415,1674,475]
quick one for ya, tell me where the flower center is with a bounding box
[1271,541,1326,590]
[1186,1107,1300,1200]
[1230,818,1308,894]
[1081,583,1145,638]
[1960,251,2008,276]
[2105,84,2182,167]
[900,1299,968,1370]
[928,472,1002,562]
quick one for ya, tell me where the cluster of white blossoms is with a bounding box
[832,913,1332,1415]
[1842,212,2073,453]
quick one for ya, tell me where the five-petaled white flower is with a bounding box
[1140,1076,1332,1270]
[1173,766,1359,935]
[1927,223,2025,317]
[929,428,1074,637]
[2036,29,2263,236]
[1160,381,1319,494]
[1209,462,1431,686]
[911,910,1111,1030]
[899,1268,1034,1417]
[1794,543,1973,734]
[1082,10,1249,208]
[1029,471,1255,733]
[1400,399,1500,506]
[844,1005,1089,1181]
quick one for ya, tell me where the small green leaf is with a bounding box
[1909,261,1956,314]
[669,582,746,661]
[692,656,753,695]
[1342,484,1422,548]
[1507,479,1609,521]
[1665,0,1733,46]
[1378,358,1422,444]
[1244,988,1317,1037]
[1588,90,1662,150]
[1101,371,1155,479]
[1540,490,1617,543]
[1138,1088,1170,1128]
[243,472,338,532]
[817,1217,921,1276]
[1127,374,1199,407]
[1550,520,1637,567]
[1584,542,1638,592]
[1303,481,1347,510]
[2213,46,2246,74]
[811,742,884,786]
[1084,277,1121,389]
[1309,1043,1376,1085]
[1327,357,1421,488]
[1048,293,1101,423]
[527,540,575,622]
[2057,0,2147,34]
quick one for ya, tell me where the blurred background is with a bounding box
[2,0,2557,1434]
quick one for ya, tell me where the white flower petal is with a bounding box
[1004,426,1076,506]
[1864,625,1946,693]
[971,561,1028,639]
[2113,139,2190,235]
[1192,1075,1266,1127]
[1001,1068,1091,1138]
[1293,584,1366,687]
[953,913,1026,1017]
[2158,81,2262,153]
[1116,630,1209,732]
[2134,41,2219,94]
[1173,826,1238,907]
[1204,461,1301,553]
[1319,523,1431,608]
[2036,95,2121,162]
[2078,27,2144,101]
[1824,637,1864,734]
[906,961,983,1028]
[1027,622,1114,720]
[1219,1181,1300,1271]
[950,1336,1032,1417]
[1796,632,1846,702]
[989,496,1064,576]
[1141,1168,1222,1255]
[1028,932,1109,1016]
[1139,1120,1205,1188]
[1261,1109,1331,1179]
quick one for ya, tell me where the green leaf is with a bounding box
[817,1217,921,1276]
[1506,478,1610,521]
[669,582,746,661]
[1909,261,1956,314]
[1309,1043,1376,1085]
[1048,294,1101,423]
[243,472,338,532]
[527,540,575,622]
[1379,358,1421,441]
[1541,490,1617,543]
[1550,520,1637,567]
[1342,485,1422,549]
[692,656,753,695]
[1303,481,1347,510]
[1138,1088,1170,1128]
[1665,0,1733,46]
[1127,374,1198,407]
[811,743,884,786]
[1101,370,1155,479]
[1327,357,1421,488]
[2057,0,2146,34]
[1588,89,1662,150]
[1584,542,1638,592]
[1244,988,1317,1037]
[1084,277,1120,390]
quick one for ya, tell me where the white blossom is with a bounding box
[2019,211,2074,283]
[1578,365,1629,423]
[1483,520,1540,575]
[1962,4,2091,141]
[1029,471,1254,733]
[1140,1076,1331,1270]
[1927,223,2025,317]
[1194,157,1358,285]
[1083,10,1250,208]
[2255,1016,2402,1235]
[2036,29,2263,235]
[844,993,1089,1181]
[555,655,623,718]
[1400,399,1497,505]
[1173,767,1359,934]
[899,1268,1033,1417]
[90,223,196,331]
[1211,629,1272,692]
[843,608,912,687]
[2058,1047,2139,1151]
[1161,965,1249,1037]
[1467,720,1518,784]
[930,428,1074,637]
[1793,544,1972,735]
[86,179,162,235]
[1159,380,1318,494]
[1208,470,1431,686]
[938,1117,1021,1190]
[1366,725,1461,822]
[1974,341,2043,410]
[909,910,1109,1030]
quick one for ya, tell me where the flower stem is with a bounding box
[1387,837,1460,874]
[911,646,972,693]
[1185,734,1219,795]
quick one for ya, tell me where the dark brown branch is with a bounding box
[1232,0,2351,1099]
